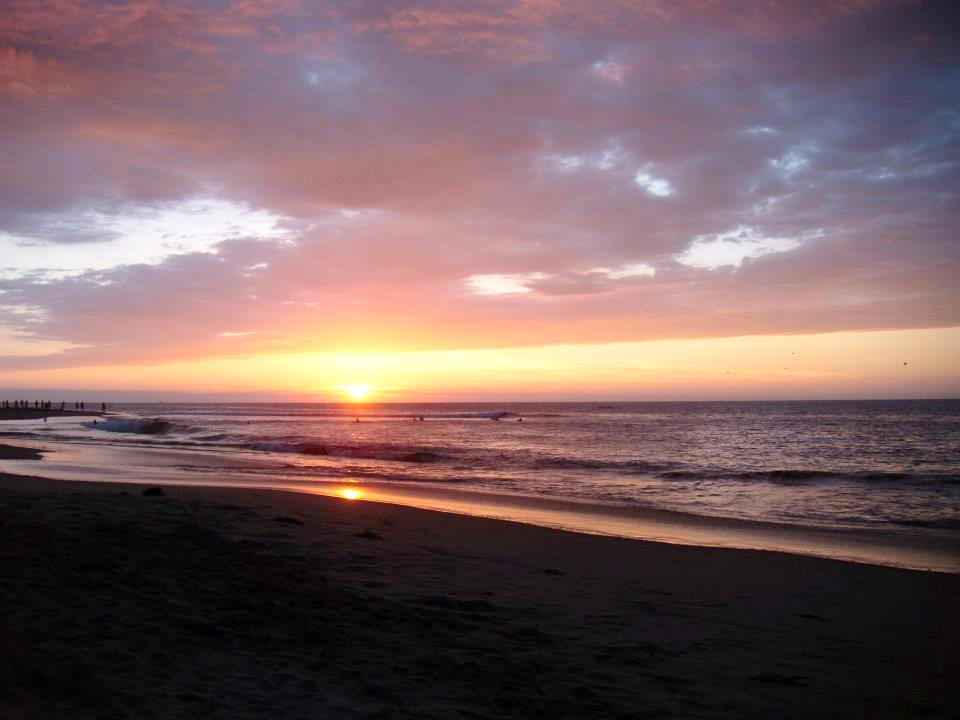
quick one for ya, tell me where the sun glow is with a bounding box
[339,487,363,500]
[2,327,957,400]
[337,384,371,400]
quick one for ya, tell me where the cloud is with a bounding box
[0,46,75,96]
[0,199,295,279]
[465,273,548,296]
[604,263,656,280]
[674,227,809,270]
[465,262,656,297]
[0,0,957,374]
[633,168,676,198]
[591,59,629,84]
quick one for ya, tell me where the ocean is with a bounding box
[2,399,958,571]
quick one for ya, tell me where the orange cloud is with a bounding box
[0,46,75,96]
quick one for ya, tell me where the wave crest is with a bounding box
[657,469,958,484]
[83,417,208,436]
[243,440,442,463]
[85,418,176,435]
[534,456,668,473]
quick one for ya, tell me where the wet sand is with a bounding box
[6,437,957,574]
[0,443,44,460]
[1,469,958,719]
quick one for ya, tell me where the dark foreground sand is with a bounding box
[0,472,958,720]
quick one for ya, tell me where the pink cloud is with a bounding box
[0,0,957,373]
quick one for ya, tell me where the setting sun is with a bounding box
[339,488,363,501]
[337,384,371,401]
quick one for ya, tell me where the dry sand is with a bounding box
[0,470,957,720]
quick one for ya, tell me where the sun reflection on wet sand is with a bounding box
[304,480,960,574]
[8,439,958,574]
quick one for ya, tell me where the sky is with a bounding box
[0,0,958,401]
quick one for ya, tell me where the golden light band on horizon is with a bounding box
[0,326,956,400]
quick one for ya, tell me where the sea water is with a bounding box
[2,400,958,570]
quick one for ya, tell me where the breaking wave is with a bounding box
[533,456,669,473]
[891,517,960,530]
[243,440,443,464]
[656,469,959,484]
[83,417,193,435]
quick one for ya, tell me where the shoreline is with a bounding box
[1,471,958,718]
[2,436,957,574]
[4,468,955,576]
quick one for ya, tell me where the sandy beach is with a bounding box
[1,465,958,719]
